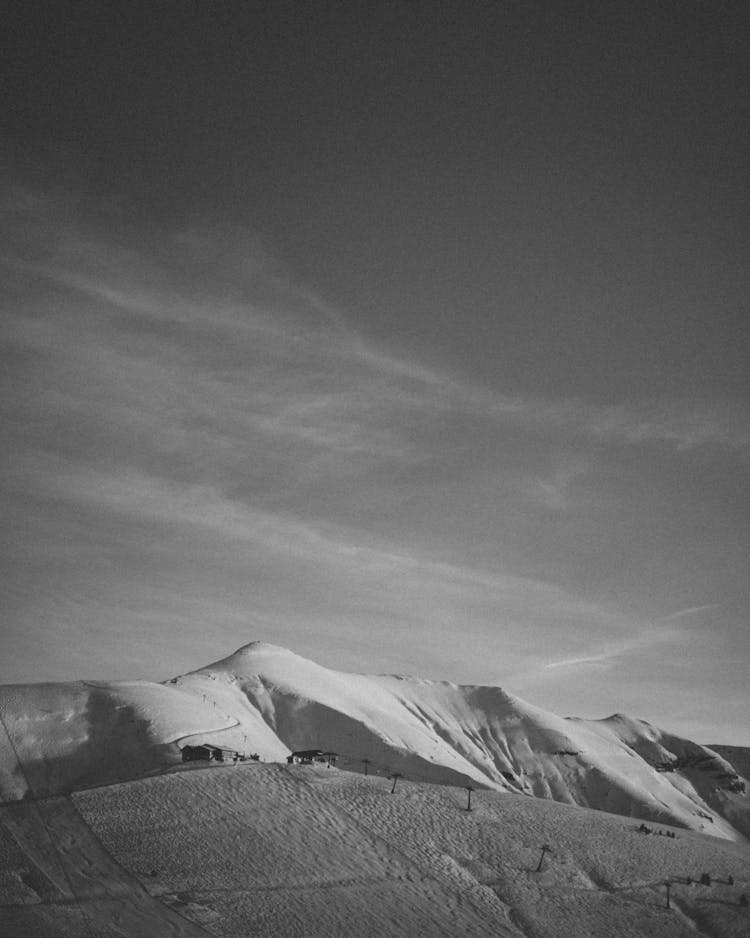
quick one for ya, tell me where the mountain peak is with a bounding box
[215,641,300,664]
[231,641,293,656]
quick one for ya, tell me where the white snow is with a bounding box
[1,641,749,936]
[2,763,749,936]
[172,642,749,841]
[1,642,747,842]
[0,679,236,798]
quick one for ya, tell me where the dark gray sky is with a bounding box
[2,2,749,742]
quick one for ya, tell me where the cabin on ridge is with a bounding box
[287,749,337,766]
[181,743,240,763]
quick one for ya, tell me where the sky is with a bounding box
[1,2,749,744]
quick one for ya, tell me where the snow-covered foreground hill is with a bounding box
[1,764,749,937]
[1,642,748,843]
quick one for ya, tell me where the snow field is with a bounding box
[304,767,750,937]
[74,763,514,937]
[72,762,750,938]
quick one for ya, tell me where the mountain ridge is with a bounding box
[1,642,747,843]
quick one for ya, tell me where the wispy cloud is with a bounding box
[543,653,615,670]
[2,186,748,695]
[658,604,721,623]
[506,621,689,698]
[4,189,748,482]
[22,458,627,625]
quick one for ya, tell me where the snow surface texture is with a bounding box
[2,765,750,937]
[1,642,748,843]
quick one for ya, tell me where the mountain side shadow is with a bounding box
[19,687,175,798]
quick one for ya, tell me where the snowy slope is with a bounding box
[5,764,749,938]
[1,641,747,843]
[0,679,236,798]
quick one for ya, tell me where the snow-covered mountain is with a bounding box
[1,642,747,842]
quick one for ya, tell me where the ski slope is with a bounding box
[2,763,749,937]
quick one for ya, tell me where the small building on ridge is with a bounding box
[287,749,337,766]
[182,743,240,763]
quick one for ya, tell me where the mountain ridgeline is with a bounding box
[1,642,747,841]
